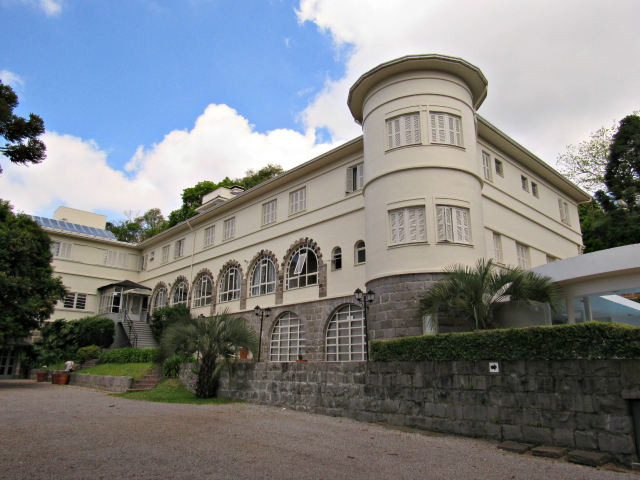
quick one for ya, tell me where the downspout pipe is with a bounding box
[186,219,196,289]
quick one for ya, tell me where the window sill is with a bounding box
[436,241,474,247]
[288,209,306,218]
[354,262,366,267]
[285,282,319,292]
[218,297,240,304]
[388,241,429,249]
[428,143,465,150]
[385,143,423,153]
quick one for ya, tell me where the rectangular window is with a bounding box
[558,198,571,225]
[516,243,530,269]
[532,182,539,198]
[482,152,492,181]
[174,239,185,258]
[149,251,155,262]
[162,245,170,263]
[104,250,128,268]
[346,163,364,192]
[387,113,421,150]
[51,241,73,259]
[493,232,503,263]
[521,175,529,192]
[63,293,87,310]
[495,159,504,177]
[546,255,557,263]
[389,207,427,245]
[204,226,215,247]
[289,187,306,215]
[436,206,471,244]
[430,113,463,147]
[138,255,146,271]
[262,200,277,225]
[224,218,235,240]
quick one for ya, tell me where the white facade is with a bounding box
[41,54,590,357]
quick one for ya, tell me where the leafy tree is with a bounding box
[167,164,284,228]
[0,200,67,344]
[35,316,115,357]
[419,259,564,331]
[106,208,168,243]
[149,303,192,341]
[159,311,257,398]
[0,81,46,174]
[604,114,640,209]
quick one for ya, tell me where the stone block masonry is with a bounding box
[208,359,640,466]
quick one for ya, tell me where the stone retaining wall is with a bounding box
[203,359,640,466]
[69,373,133,392]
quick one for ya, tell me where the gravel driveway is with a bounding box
[1,380,637,480]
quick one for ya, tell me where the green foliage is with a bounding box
[0,81,46,174]
[370,322,640,362]
[99,347,159,364]
[76,345,101,363]
[419,259,563,331]
[111,378,236,405]
[79,362,153,381]
[159,310,258,398]
[605,114,640,209]
[38,316,115,353]
[0,200,67,344]
[166,164,284,228]
[106,208,168,243]
[149,304,192,341]
[163,354,184,378]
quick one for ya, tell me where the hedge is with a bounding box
[99,347,159,364]
[370,322,640,362]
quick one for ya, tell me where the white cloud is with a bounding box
[296,0,640,165]
[0,104,337,219]
[18,0,62,16]
[0,70,24,88]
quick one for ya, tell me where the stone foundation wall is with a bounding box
[207,359,640,466]
[69,373,133,392]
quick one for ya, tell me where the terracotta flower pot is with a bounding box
[239,348,249,359]
[36,372,47,382]
[58,374,70,385]
[51,373,60,384]
[296,359,308,363]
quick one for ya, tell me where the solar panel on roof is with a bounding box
[27,215,122,241]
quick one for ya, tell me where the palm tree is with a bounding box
[159,310,258,398]
[419,259,564,331]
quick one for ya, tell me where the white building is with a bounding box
[36,54,590,361]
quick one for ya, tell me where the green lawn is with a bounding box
[77,363,154,381]
[111,378,236,405]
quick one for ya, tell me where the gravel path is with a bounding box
[1,380,637,480]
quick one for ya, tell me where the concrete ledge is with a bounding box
[531,446,568,458]
[498,441,530,454]
[568,450,612,467]
[69,373,134,393]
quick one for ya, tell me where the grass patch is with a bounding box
[111,378,236,405]
[78,363,153,381]
[45,363,66,370]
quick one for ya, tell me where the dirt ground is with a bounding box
[1,380,637,480]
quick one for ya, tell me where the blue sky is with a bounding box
[2,0,640,220]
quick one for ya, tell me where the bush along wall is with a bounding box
[99,347,159,364]
[370,322,640,362]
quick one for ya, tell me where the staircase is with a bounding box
[127,366,163,392]
[121,311,158,349]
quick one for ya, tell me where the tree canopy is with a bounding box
[106,208,168,243]
[0,81,46,174]
[0,199,67,344]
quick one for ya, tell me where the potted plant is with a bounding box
[296,353,307,363]
[239,347,249,359]
[36,370,47,382]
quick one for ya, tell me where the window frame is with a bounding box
[286,244,318,290]
[326,304,366,361]
[172,281,188,306]
[521,175,530,192]
[516,242,530,269]
[270,313,306,362]
[63,292,87,310]
[493,232,503,264]
[346,163,364,193]
[174,239,185,259]
[559,198,571,225]
[151,287,168,312]
[250,256,276,297]
[223,217,235,241]
[204,226,215,247]
[105,249,129,268]
[430,112,463,147]
[482,151,493,181]
[262,199,277,226]
[51,241,73,259]
[332,247,342,270]
[386,113,421,150]
[436,205,471,245]
[161,245,170,263]
[532,182,539,198]
[289,187,307,216]
[192,275,213,308]
[219,267,241,303]
[355,241,366,265]
[389,206,427,246]
[495,159,504,177]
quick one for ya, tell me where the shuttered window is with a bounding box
[389,207,427,245]
[162,245,170,263]
[104,250,128,268]
[436,206,471,244]
[204,226,215,247]
[493,232,503,263]
[262,200,277,225]
[430,113,463,146]
[516,243,530,269]
[558,198,570,225]
[346,163,364,192]
[63,293,87,310]
[495,159,504,177]
[174,239,185,258]
[386,113,421,150]
[290,187,306,215]
[224,218,235,240]
[51,241,73,259]
[482,152,492,180]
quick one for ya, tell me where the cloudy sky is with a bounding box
[1,0,639,221]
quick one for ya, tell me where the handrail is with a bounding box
[122,310,138,348]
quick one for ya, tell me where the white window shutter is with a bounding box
[449,116,455,145]
[454,117,462,146]
[436,206,446,242]
[397,210,405,244]
[417,207,426,241]
[461,209,470,243]
[357,163,364,190]
[455,208,464,242]
[387,120,393,149]
[346,167,353,192]
[407,208,418,242]
[404,115,412,145]
[413,114,420,144]
[390,211,398,245]
[393,118,401,148]
[437,114,446,143]
[558,198,566,223]
[431,114,437,143]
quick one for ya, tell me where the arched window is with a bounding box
[286,244,318,290]
[326,304,365,361]
[332,247,342,270]
[355,241,366,265]
[270,312,305,362]
[192,275,212,307]
[172,282,188,306]
[152,287,167,312]
[250,256,276,297]
[219,267,241,302]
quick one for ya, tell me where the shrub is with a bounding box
[99,347,159,364]
[149,304,192,341]
[370,322,640,362]
[76,345,101,363]
[163,354,183,378]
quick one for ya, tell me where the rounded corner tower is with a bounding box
[348,54,490,339]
